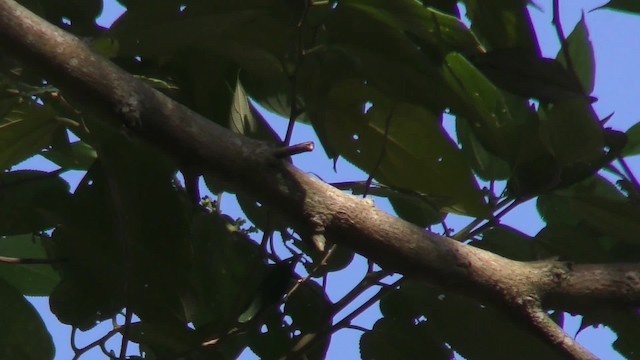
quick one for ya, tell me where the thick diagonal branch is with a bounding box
[0,1,638,358]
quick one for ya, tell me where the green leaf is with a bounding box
[0,170,71,235]
[455,115,510,180]
[570,196,640,245]
[360,318,451,360]
[238,258,296,324]
[229,78,281,143]
[0,234,60,296]
[50,135,192,329]
[534,224,621,263]
[622,122,640,157]
[188,212,266,334]
[41,140,96,170]
[538,99,604,167]
[442,52,517,162]
[537,174,626,224]
[342,0,480,58]
[596,0,640,15]
[557,15,595,93]
[323,79,487,216]
[470,49,590,103]
[380,281,564,360]
[0,278,53,360]
[128,321,197,355]
[334,181,446,226]
[463,0,539,52]
[0,103,61,170]
[473,225,536,261]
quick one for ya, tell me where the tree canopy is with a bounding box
[0,0,639,359]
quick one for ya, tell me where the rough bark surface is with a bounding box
[1,1,639,358]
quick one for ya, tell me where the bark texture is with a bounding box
[1,1,639,358]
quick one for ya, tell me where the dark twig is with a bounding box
[282,277,400,359]
[452,197,519,241]
[0,256,65,264]
[71,327,121,360]
[273,141,315,158]
[552,0,575,72]
[285,243,337,299]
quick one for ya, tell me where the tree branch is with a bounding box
[1,1,638,358]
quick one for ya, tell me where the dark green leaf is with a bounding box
[596,0,640,15]
[380,281,563,359]
[0,234,60,296]
[443,52,517,162]
[463,0,539,52]
[323,79,487,216]
[238,258,297,324]
[622,122,640,156]
[360,318,451,360]
[456,115,510,180]
[0,170,71,235]
[41,140,96,170]
[0,102,61,170]
[333,181,446,227]
[557,15,595,93]
[474,225,536,261]
[471,49,590,103]
[50,135,192,329]
[128,321,197,355]
[0,278,53,360]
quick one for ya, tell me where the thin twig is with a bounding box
[452,197,516,241]
[331,271,389,316]
[552,0,575,72]
[0,256,65,264]
[285,244,337,299]
[282,277,401,359]
[72,327,121,360]
[273,141,314,158]
[464,198,524,240]
[119,307,133,359]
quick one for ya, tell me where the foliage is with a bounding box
[1,0,640,359]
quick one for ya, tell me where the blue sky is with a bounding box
[19,1,640,359]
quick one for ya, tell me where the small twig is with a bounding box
[282,277,400,359]
[331,271,390,316]
[463,198,524,241]
[345,324,369,332]
[363,105,394,198]
[285,244,337,299]
[452,197,514,241]
[119,307,133,359]
[273,141,315,158]
[0,256,65,264]
[72,327,121,360]
[552,0,575,72]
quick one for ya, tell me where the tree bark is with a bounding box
[0,1,637,358]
